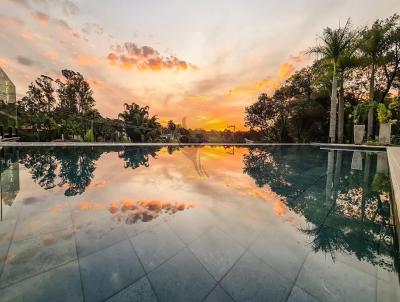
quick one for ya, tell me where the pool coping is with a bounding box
[0,142,389,149]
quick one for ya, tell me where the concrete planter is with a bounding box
[351,151,363,170]
[378,123,391,145]
[376,152,389,174]
[353,125,365,145]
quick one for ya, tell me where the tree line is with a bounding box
[14,69,165,142]
[15,70,251,143]
[245,14,400,143]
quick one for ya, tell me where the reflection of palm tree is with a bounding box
[243,147,398,272]
[303,224,348,261]
[118,147,161,170]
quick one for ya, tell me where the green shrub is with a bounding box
[84,129,94,142]
[353,102,372,124]
[376,103,392,124]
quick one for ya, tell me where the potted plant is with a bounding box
[352,103,370,145]
[376,103,395,145]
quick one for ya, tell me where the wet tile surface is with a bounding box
[287,286,320,302]
[189,227,245,281]
[75,217,128,257]
[80,239,145,302]
[221,250,293,302]
[296,252,376,302]
[148,248,216,302]
[0,228,76,288]
[105,276,158,302]
[0,146,398,301]
[0,261,83,302]
[131,221,185,273]
[204,285,234,302]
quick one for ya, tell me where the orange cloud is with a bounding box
[0,16,24,27]
[225,77,280,99]
[89,79,109,90]
[108,42,198,71]
[20,31,33,41]
[76,54,99,66]
[201,118,229,131]
[289,54,304,63]
[0,58,8,66]
[45,50,59,61]
[70,31,80,39]
[33,11,49,25]
[52,18,80,39]
[278,63,294,80]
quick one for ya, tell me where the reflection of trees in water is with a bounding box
[57,148,102,196]
[118,147,161,169]
[181,147,208,178]
[243,146,326,201]
[18,148,58,190]
[19,147,102,196]
[244,147,398,272]
[18,146,162,196]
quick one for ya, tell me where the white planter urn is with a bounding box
[353,125,365,145]
[378,123,391,145]
[351,151,363,170]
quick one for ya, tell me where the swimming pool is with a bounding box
[0,145,398,301]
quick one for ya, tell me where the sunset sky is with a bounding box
[1,0,399,130]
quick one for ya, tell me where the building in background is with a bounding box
[0,67,16,104]
[0,147,20,220]
[0,67,17,138]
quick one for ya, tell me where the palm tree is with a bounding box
[336,51,360,143]
[308,19,355,143]
[358,20,391,139]
[118,102,162,142]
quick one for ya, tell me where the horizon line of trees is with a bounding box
[13,69,261,143]
[13,69,168,142]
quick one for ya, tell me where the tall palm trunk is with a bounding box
[326,150,335,201]
[367,64,375,139]
[338,77,345,144]
[329,69,338,143]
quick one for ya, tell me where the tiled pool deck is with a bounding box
[0,203,397,302]
[0,144,399,302]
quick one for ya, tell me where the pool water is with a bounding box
[0,146,398,302]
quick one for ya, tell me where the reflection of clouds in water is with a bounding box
[87,180,108,189]
[48,204,64,213]
[223,178,282,203]
[181,148,208,178]
[273,199,287,217]
[108,198,196,224]
[79,201,103,211]
[60,179,107,191]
